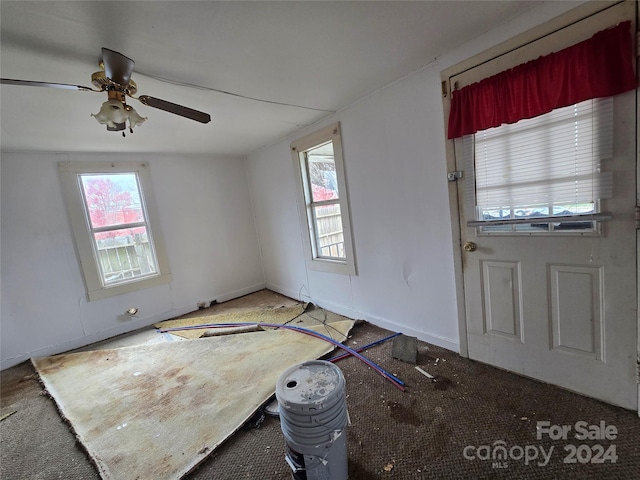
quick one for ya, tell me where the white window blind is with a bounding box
[465,98,613,221]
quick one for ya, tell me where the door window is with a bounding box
[465,98,613,234]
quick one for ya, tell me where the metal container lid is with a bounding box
[276,360,345,408]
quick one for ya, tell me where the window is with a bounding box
[59,161,171,300]
[465,98,613,234]
[291,123,356,275]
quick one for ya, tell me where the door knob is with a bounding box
[463,242,477,252]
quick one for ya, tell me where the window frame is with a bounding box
[59,161,172,301]
[291,122,356,275]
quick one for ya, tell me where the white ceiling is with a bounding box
[1,1,544,157]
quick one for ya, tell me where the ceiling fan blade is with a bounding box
[1,78,95,91]
[138,95,211,123]
[102,48,135,86]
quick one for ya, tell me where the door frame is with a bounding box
[440,0,639,412]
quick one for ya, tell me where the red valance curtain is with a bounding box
[447,21,637,139]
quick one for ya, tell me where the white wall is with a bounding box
[1,152,264,369]
[245,1,581,352]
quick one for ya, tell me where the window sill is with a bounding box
[306,258,356,276]
[87,273,173,301]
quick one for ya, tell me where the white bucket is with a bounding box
[276,360,348,480]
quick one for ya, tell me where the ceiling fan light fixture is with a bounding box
[91,99,147,132]
[126,105,147,128]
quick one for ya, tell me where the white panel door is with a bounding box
[445,0,638,411]
[456,88,637,409]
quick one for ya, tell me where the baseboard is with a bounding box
[214,282,267,303]
[264,285,460,353]
[264,282,306,302]
[360,312,460,353]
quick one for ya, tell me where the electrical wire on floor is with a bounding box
[306,309,350,342]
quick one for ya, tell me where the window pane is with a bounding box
[552,221,595,231]
[480,224,513,233]
[469,99,610,234]
[81,173,144,228]
[514,206,549,219]
[94,227,158,285]
[307,142,339,202]
[514,222,549,232]
[313,203,345,259]
[480,207,511,221]
[552,203,595,215]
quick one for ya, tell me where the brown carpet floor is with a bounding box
[2,321,639,479]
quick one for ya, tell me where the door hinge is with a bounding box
[447,170,463,182]
[441,81,448,98]
[635,205,640,230]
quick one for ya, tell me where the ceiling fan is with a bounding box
[0,47,211,136]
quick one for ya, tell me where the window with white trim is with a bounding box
[465,98,613,234]
[291,123,356,275]
[59,161,172,300]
